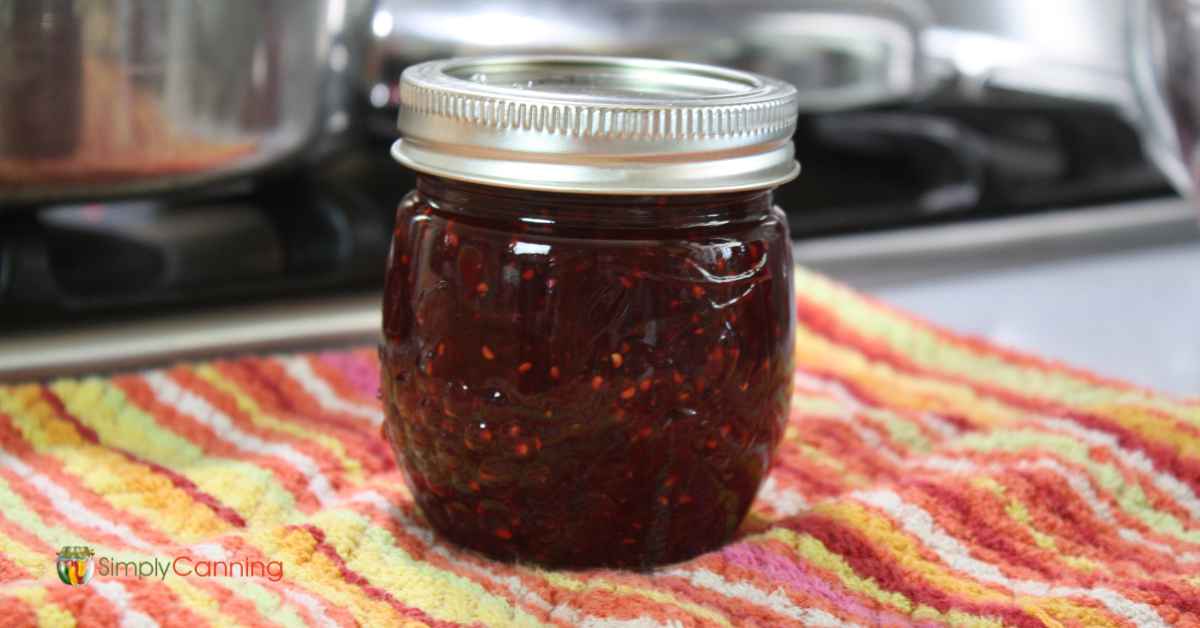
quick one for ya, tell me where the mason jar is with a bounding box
[381,56,799,568]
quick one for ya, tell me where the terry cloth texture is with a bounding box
[0,268,1197,627]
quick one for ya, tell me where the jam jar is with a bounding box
[382,56,799,568]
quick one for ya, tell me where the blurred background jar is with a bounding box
[1129,0,1200,197]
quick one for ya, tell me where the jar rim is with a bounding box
[393,55,801,194]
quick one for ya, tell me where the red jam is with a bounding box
[381,174,794,568]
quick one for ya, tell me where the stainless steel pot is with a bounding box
[922,0,1133,106]
[361,0,932,135]
[0,0,372,205]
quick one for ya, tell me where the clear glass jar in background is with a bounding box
[1129,0,1200,196]
[380,56,799,568]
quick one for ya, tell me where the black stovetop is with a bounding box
[0,94,1172,328]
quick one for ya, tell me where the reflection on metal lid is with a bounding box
[393,55,800,193]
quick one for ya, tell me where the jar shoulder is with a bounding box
[395,187,791,243]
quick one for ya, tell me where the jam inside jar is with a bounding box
[381,174,794,568]
[383,55,800,568]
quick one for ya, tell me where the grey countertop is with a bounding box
[796,196,1200,396]
[869,239,1200,397]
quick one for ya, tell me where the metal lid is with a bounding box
[392,56,800,194]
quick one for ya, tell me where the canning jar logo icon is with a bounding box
[56,546,95,586]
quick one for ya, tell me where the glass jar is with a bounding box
[381,56,799,568]
[1129,0,1200,197]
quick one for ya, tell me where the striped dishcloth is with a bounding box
[0,268,1196,626]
